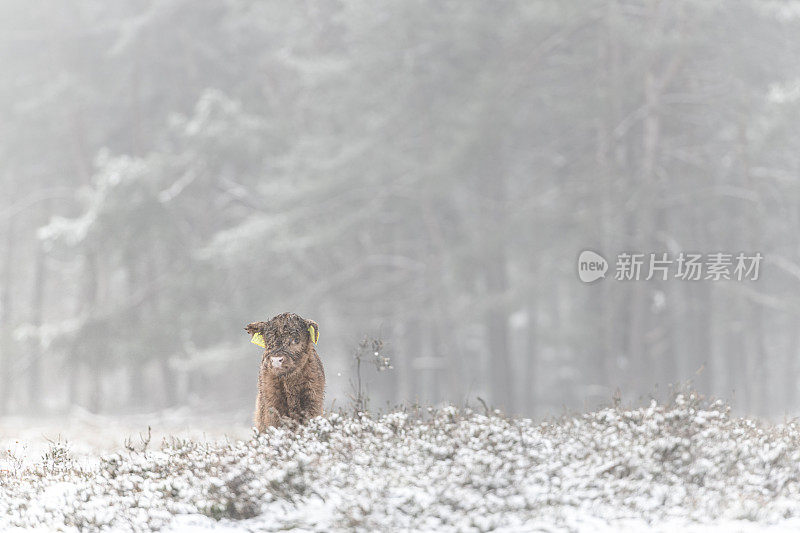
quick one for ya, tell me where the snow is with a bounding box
[3,395,800,531]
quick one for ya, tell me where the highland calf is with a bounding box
[245,312,325,431]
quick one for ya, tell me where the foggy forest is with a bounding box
[3,0,800,424]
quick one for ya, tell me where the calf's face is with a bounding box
[245,313,319,377]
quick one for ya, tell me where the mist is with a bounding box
[2,0,800,424]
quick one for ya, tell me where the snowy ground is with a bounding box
[3,395,800,532]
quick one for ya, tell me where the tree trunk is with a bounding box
[786,314,799,413]
[27,236,46,412]
[83,252,102,413]
[483,251,511,412]
[524,302,537,416]
[0,219,16,414]
[127,260,146,408]
[404,316,423,405]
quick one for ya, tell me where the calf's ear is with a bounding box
[306,320,320,344]
[245,322,268,348]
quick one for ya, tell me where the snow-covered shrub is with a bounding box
[3,394,800,531]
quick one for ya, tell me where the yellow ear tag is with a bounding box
[251,332,266,348]
[308,325,319,344]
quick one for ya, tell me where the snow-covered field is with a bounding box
[3,394,800,532]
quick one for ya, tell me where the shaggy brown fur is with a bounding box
[245,312,325,431]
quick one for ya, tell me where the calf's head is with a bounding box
[245,312,319,377]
